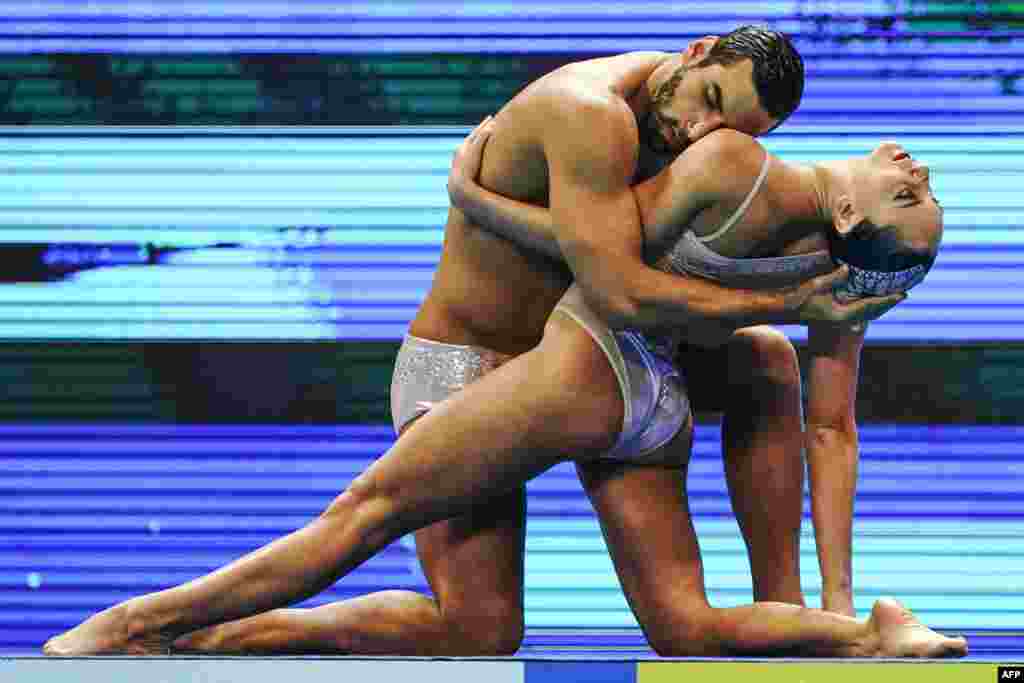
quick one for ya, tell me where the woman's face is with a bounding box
[845,141,943,250]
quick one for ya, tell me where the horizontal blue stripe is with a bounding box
[5,24,1024,40]
[0,422,1023,440]
[0,129,1023,342]
[5,12,1008,22]
[3,36,1023,54]
[3,421,1023,651]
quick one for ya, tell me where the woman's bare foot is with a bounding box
[868,598,968,658]
[42,600,173,656]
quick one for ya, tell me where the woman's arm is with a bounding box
[804,321,866,617]
[447,118,563,260]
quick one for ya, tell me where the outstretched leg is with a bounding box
[44,313,622,656]
[175,488,527,656]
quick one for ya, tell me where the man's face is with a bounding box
[648,57,778,154]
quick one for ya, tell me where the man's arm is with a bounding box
[449,118,901,330]
[546,100,795,329]
[804,321,866,618]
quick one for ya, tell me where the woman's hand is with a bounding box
[447,116,494,209]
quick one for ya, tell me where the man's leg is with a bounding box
[722,326,806,604]
[174,489,527,656]
[682,326,806,604]
[576,430,966,657]
[44,313,624,656]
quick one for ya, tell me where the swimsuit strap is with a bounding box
[696,151,771,245]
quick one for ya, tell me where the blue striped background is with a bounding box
[1,127,1021,341]
[4,1,1024,55]
[2,1,1022,340]
[2,0,1023,660]
[5,423,1023,654]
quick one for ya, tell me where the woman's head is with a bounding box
[828,142,943,300]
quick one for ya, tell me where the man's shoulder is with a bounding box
[548,99,639,186]
[536,90,637,174]
[535,50,666,113]
[535,80,634,129]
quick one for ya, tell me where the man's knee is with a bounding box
[443,597,524,655]
[728,326,800,391]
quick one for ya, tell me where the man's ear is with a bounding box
[834,195,864,236]
[681,36,719,66]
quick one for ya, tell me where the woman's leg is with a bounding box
[44,313,623,656]
[577,429,966,658]
[678,327,806,606]
[174,488,528,656]
[720,326,806,604]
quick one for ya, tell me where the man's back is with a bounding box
[409,53,670,355]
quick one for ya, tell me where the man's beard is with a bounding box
[646,64,689,154]
[642,111,672,153]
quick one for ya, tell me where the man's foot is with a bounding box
[171,625,231,654]
[868,598,968,658]
[42,600,173,656]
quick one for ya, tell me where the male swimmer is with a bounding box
[44,27,963,658]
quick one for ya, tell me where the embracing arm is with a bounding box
[448,125,563,261]
[449,119,901,330]
[547,103,803,329]
[804,322,866,617]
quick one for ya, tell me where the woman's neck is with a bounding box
[771,160,841,246]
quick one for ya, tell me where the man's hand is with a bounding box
[789,266,905,326]
[448,116,493,210]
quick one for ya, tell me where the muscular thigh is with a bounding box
[394,416,526,625]
[415,489,526,620]
[393,309,627,624]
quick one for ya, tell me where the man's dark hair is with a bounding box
[699,25,805,127]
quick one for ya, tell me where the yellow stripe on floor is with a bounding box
[639,661,1000,683]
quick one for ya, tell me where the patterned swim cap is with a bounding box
[831,261,930,302]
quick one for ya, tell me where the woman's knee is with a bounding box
[643,604,722,657]
[728,327,800,390]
